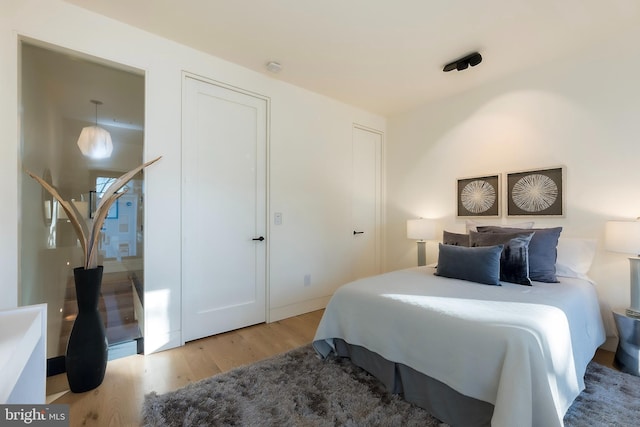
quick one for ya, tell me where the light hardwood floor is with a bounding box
[47,308,615,426]
[47,309,325,426]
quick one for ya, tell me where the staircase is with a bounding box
[58,270,143,356]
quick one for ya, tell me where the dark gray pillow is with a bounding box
[443,230,470,247]
[477,226,562,283]
[469,231,534,286]
[436,243,503,286]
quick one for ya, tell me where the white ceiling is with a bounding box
[63,0,640,116]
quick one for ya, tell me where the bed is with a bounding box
[313,231,606,427]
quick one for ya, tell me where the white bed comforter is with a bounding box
[313,267,605,427]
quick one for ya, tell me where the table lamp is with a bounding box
[605,220,640,318]
[407,218,435,267]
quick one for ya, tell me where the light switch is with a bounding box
[274,212,283,225]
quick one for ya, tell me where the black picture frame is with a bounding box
[456,174,501,217]
[506,167,564,217]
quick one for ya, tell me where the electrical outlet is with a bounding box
[304,274,311,287]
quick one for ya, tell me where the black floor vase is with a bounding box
[66,266,108,393]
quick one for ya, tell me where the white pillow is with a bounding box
[465,219,535,233]
[555,238,597,280]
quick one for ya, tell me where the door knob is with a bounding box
[252,236,265,241]
[353,231,364,235]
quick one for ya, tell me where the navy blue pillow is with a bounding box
[436,243,503,286]
[469,231,534,286]
[477,226,562,283]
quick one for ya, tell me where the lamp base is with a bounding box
[417,241,426,267]
[629,257,640,318]
[625,308,640,319]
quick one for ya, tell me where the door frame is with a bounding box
[352,123,386,275]
[180,72,271,345]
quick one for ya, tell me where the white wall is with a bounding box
[1,0,385,353]
[386,26,640,349]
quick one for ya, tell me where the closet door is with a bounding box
[351,125,383,280]
[182,76,267,342]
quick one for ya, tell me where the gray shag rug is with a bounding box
[142,344,640,426]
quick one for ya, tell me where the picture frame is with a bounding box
[506,166,565,217]
[456,174,501,217]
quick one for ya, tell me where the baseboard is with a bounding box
[269,295,331,323]
[47,356,65,377]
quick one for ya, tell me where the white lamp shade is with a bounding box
[77,126,113,159]
[605,221,640,255]
[407,218,435,240]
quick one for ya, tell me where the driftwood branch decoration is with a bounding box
[26,156,162,270]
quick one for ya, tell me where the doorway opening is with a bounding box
[19,40,146,374]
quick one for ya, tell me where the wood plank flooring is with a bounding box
[46,308,616,426]
[47,309,324,426]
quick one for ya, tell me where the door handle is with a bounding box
[353,231,364,235]
[252,236,265,241]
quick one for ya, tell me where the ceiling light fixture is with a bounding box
[443,52,482,72]
[77,99,113,159]
[265,61,282,73]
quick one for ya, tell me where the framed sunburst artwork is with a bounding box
[457,174,501,217]
[506,166,565,217]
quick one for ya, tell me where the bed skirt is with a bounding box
[334,338,494,427]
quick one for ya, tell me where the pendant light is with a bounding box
[77,99,113,159]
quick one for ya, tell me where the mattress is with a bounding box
[313,266,606,427]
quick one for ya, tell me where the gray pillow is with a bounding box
[469,231,534,286]
[477,226,562,283]
[436,243,503,286]
[443,230,470,247]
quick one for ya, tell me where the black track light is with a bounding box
[468,52,482,67]
[443,52,482,72]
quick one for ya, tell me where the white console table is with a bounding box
[0,304,47,404]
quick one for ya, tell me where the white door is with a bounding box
[351,125,383,280]
[182,76,267,342]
